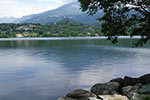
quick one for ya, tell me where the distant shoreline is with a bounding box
[0,36,141,41]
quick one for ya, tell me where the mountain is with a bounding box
[0,2,103,25]
[0,17,18,23]
[15,14,37,23]
[0,2,138,25]
[18,2,103,25]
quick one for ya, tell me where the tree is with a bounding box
[78,0,150,46]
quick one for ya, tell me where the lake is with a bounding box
[0,37,150,100]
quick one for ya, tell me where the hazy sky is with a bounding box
[0,0,76,18]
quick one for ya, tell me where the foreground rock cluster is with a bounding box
[58,74,150,100]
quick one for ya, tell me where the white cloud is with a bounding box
[0,0,76,18]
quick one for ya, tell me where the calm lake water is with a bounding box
[0,38,150,100]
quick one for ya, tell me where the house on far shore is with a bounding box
[16,34,24,38]
[16,24,36,31]
[95,33,99,37]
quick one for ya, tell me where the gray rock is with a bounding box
[139,74,150,84]
[110,78,125,87]
[122,84,142,99]
[131,93,150,100]
[88,97,101,100]
[58,97,77,100]
[66,89,96,100]
[139,84,150,94]
[124,76,139,86]
[91,82,120,95]
[98,94,129,100]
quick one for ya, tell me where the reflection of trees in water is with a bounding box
[0,39,144,71]
[0,39,143,48]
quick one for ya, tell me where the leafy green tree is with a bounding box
[43,32,53,37]
[0,20,102,38]
[78,0,150,46]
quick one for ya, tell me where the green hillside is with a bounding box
[0,20,102,38]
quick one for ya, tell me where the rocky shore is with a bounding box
[58,74,150,100]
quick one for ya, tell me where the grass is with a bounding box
[143,96,150,100]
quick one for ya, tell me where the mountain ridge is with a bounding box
[0,2,103,25]
[0,17,18,23]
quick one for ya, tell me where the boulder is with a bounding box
[98,94,129,100]
[139,84,150,94]
[91,82,120,95]
[58,97,77,100]
[131,93,150,100]
[66,89,96,100]
[88,97,101,100]
[124,76,139,86]
[122,84,142,99]
[110,78,125,88]
[139,74,150,84]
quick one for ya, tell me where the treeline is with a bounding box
[0,20,103,38]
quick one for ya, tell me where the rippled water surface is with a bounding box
[0,38,150,100]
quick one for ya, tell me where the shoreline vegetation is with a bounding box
[0,20,102,38]
[0,20,134,39]
[58,74,150,100]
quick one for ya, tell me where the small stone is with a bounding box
[110,78,125,87]
[91,82,120,95]
[124,76,139,86]
[122,84,142,99]
[139,84,150,94]
[98,94,129,100]
[66,89,96,100]
[88,97,101,100]
[139,74,150,84]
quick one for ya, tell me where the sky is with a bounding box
[0,0,76,18]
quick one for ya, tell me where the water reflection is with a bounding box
[0,39,150,100]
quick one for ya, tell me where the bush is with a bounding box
[143,96,150,100]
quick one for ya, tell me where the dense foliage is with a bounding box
[78,0,150,46]
[0,20,102,38]
[143,96,150,100]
